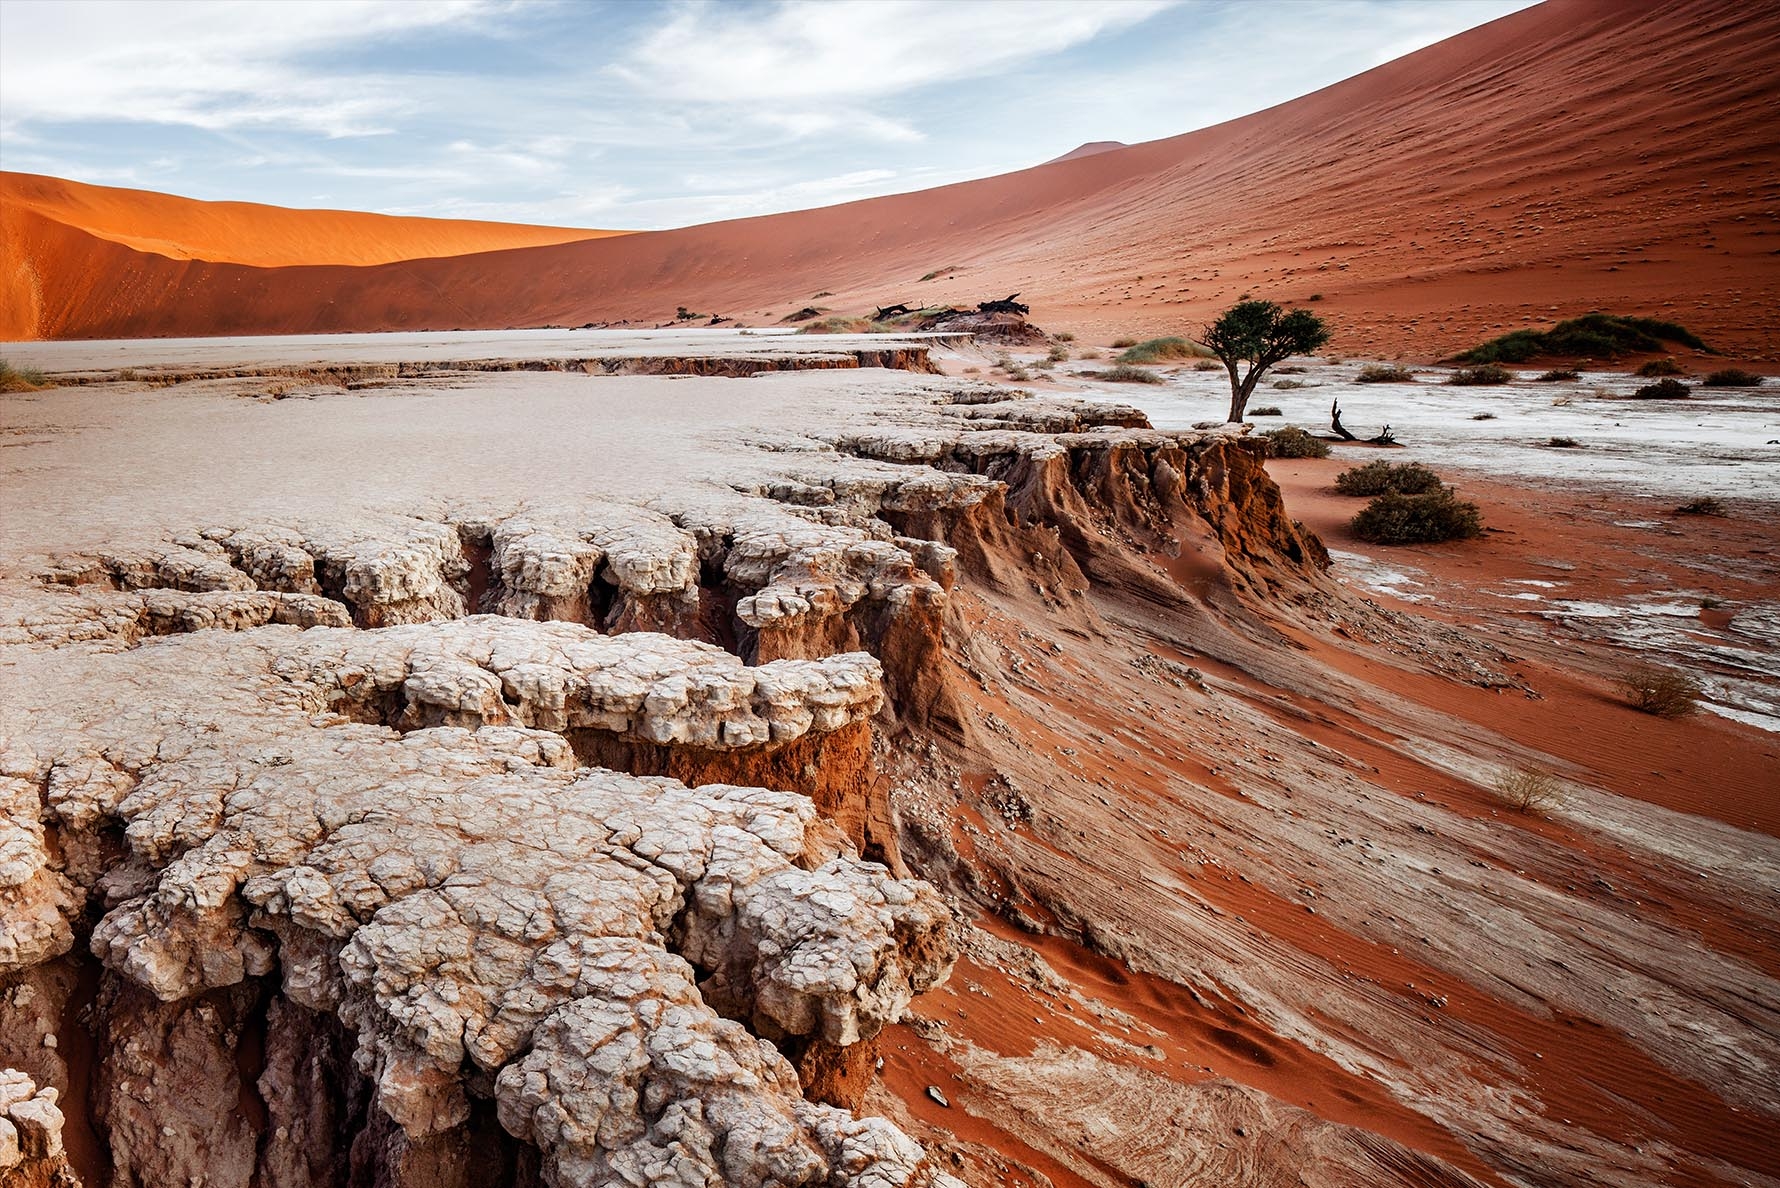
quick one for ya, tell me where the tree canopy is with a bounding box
[1203,300,1331,422]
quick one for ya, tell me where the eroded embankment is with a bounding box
[5,374,1775,1188]
[0,382,1320,1188]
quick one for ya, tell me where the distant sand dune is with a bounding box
[4,0,1776,356]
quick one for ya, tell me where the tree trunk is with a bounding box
[1228,368,1262,422]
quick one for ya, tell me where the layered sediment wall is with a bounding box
[0,368,1336,1187]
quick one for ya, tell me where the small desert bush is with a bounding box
[1054,331,1075,343]
[1047,343,1070,362]
[0,360,48,392]
[1248,405,1283,417]
[1273,378,1308,390]
[1350,490,1483,544]
[1635,357,1684,377]
[1632,378,1690,400]
[797,316,874,334]
[1092,364,1165,384]
[1193,359,1223,372]
[1703,368,1763,387]
[918,265,958,282]
[1546,437,1582,448]
[1117,336,1213,364]
[1449,364,1513,386]
[1458,313,1710,364]
[1615,663,1701,717]
[1535,368,1580,382]
[1306,293,1324,302]
[1110,336,1138,349]
[1262,426,1331,459]
[1471,412,1497,420]
[1078,349,1103,361]
[1493,767,1562,813]
[1276,365,1308,374]
[1674,496,1726,516]
[1334,460,1445,497]
[1357,364,1415,383]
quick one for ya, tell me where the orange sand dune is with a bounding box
[6,0,1777,353]
[1,172,622,267]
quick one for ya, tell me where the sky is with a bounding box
[0,0,1538,230]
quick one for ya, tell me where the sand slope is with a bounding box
[5,0,1777,354]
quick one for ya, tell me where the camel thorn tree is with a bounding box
[1202,300,1332,422]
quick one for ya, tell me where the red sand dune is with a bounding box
[4,0,1777,355]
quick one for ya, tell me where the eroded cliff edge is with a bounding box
[0,370,1332,1188]
[8,363,1772,1188]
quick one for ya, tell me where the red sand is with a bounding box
[6,0,1777,354]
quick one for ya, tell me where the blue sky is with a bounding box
[0,0,1536,230]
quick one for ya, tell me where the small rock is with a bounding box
[926,1086,950,1108]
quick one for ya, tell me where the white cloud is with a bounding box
[614,0,1176,104]
[0,0,495,136]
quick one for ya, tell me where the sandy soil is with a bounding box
[6,0,1776,357]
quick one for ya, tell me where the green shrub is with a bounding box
[1193,359,1222,372]
[0,360,48,392]
[1674,496,1726,516]
[1248,405,1283,417]
[1632,378,1690,399]
[1449,364,1513,385]
[1535,368,1580,382]
[1351,490,1483,544]
[1703,368,1763,387]
[1334,461,1445,497]
[1262,426,1331,458]
[1616,663,1701,717]
[1357,364,1415,383]
[1635,358,1683,377]
[1116,336,1213,364]
[1458,313,1711,363]
[1092,364,1165,384]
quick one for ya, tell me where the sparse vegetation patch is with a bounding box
[1615,663,1702,717]
[1635,358,1684,377]
[1493,767,1562,814]
[1261,426,1331,458]
[1674,496,1727,516]
[1457,313,1710,364]
[1535,369,1580,382]
[0,360,48,393]
[1090,364,1165,384]
[1546,437,1582,448]
[1334,460,1445,497]
[1248,405,1283,417]
[1449,364,1513,386]
[1350,489,1483,544]
[1703,368,1763,387]
[1357,364,1415,383]
[1116,337,1213,364]
[1632,378,1690,400]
